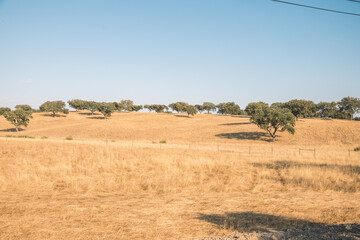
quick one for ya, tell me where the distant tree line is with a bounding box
[0,97,359,134]
[245,97,360,121]
[67,100,245,117]
[244,97,360,141]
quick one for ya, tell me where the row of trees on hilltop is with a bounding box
[1,97,359,135]
[67,100,243,116]
[245,97,360,121]
[68,99,143,113]
[244,97,360,141]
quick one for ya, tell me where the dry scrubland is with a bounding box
[0,112,360,239]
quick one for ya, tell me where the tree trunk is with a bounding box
[52,111,56,117]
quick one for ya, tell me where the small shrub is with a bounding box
[18,135,35,139]
[354,147,360,152]
[41,136,48,139]
[4,135,35,139]
[65,136,73,140]
[159,140,166,144]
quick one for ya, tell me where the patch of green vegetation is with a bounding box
[65,136,73,140]
[159,140,166,144]
[4,135,35,139]
[41,136,48,139]
[354,147,360,152]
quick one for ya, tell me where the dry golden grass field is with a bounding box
[0,112,360,239]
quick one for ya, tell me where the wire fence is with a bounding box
[2,136,360,162]
[102,139,360,161]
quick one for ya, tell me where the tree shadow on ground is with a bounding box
[196,212,323,232]
[0,128,25,132]
[78,112,100,116]
[41,114,67,118]
[219,122,251,126]
[251,160,360,192]
[87,116,106,119]
[215,132,272,142]
[174,115,190,118]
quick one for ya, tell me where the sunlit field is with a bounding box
[1,112,360,239]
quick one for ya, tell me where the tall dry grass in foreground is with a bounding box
[1,140,359,239]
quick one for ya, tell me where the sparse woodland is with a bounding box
[1,97,359,141]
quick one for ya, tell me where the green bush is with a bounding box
[4,135,35,139]
[65,136,73,140]
[354,147,360,152]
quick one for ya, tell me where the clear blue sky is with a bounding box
[0,0,359,109]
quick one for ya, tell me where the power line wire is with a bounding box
[272,0,360,16]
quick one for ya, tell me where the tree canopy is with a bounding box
[3,109,33,132]
[169,102,189,113]
[316,102,338,119]
[195,104,204,113]
[186,105,197,116]
[202,102,216,114]
[114,100,134,112]
[39,101,69,117]
[15,104,33,113]
[282,99,316,119]
[84,101,99,115]
[97,102,115,118]
[144,104,168,113]
[130,105,143,112]
[0,107,11,116]
[250,106,296,141]
[217,102,242,115]
[68,99,87,111]
[338,97,360,120]
[245,102,269,116]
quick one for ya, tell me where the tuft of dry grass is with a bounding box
[0,112,359,239]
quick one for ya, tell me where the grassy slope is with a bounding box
[0,112,360,239]
[0,111,359,146]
